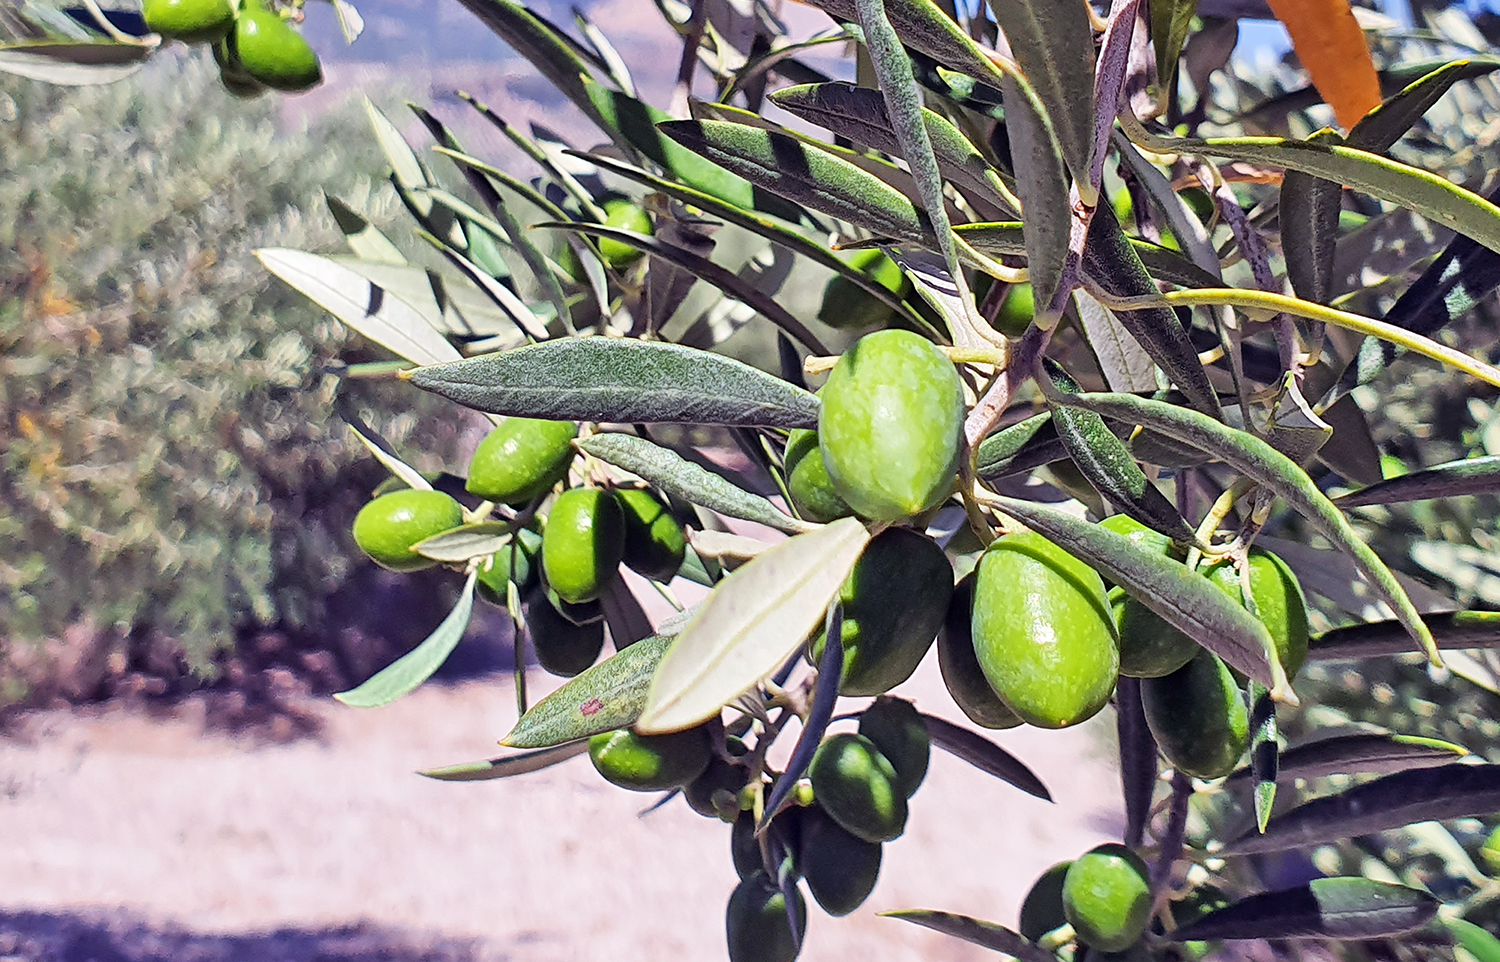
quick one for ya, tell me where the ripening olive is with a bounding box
[143,0,235,43]
[588,725,711,792]
[818,330,964,522]
[856,696,929,798]
[799,805,882,916]
[465,418,578,506]
[616,487,686,582]
[808,732,907,844]
[783,429,853,524]
[1063,844,1152,953]
[230,1,322,92]
[938,575,1024,730]
[726,872,807,962]
[599,198,652,270]
[351,489,463,572]
[1141,650,1249,779]
[541,488,625,604]
[808,527,953,696]
[1110,587,1201,679]
[971,531,1119,729]
[816,248,912,331]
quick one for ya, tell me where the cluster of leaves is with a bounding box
[0,47,466,678]
[16,0,1500,957]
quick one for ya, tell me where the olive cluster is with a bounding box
[142,0,322,96]
[349,417,686,677]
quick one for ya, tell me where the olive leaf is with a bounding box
[1247,684,1278,833]
[636,517,871,734]
[1445,918,1500,962]
[919,712,1051,801]
[761,603,843,826]
[1280,129,1344,306]
[1308,611,1500,659]
[1072,290,1159,393]
[414,522,514,564]
[347,424,433,493]
[1226,732,1469,787]
[1116,676,1157,848]
[256,249,463,367]
[405,338,821,428]
[417,231,551,342]
[0,39,153,84]
[418,741,589,781]
[801,0,1010,91]
[879,911,1055,962]
[1352,59,1500,153]
[1150,0,1197,96]
[579,433,814,535]
[503,633,676,748]
[1055,391,1438,663]
[1336,455,1500,506]
[987,494,1280,690]
[1224,763,1500,855]
[334,571,479,709]
[974,411,1069,479]
[1168,878,1439,941]
[326,195,407,265]
[1002,71,1073,317]
[325,255,519,338]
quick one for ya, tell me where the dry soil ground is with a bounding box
[0,652,1122,962]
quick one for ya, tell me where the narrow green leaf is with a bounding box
[769,82,1018,213]
[801,0,1010,92]
[406,338,821,429]
[1002,71,1073,316]
[1308,611,1500,660]
[1281,130,1344,306]
[974,411,1069,479]
[1446,918,1500,962]
[580,434,814,535]
[1248,683,1278,832]
[326,194,407,265]
[1056,391,1438,663]
[1227,732,1469,786]
[503,633,676,748]
[414,522,514,564]
[347,424,433,493]
[416,233,550,342]
[418,741,589,781]
[1337,455,1500,507]
[920,712,1051,800]
[981,0,1097,203]
[988,495,1280,690]
[1073,291,1159,393]
[536,221,829,354]
[1350,59,1498,154]
[1116,677,1158,848]
[0,38,152,84]
[1151,0,1198,101]
[1224,763,1500,855]
[256,249,462,367]
[880,911,1055,962]
[363,98,431,195]
[335,572,478,708]
[637,517,871,733]
[1167,878,1439,941]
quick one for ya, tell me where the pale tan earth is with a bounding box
[0,649,1123,962]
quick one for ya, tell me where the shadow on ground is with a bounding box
[0,909,510,962]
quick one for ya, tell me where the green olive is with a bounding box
[783,428,853,524]
[856,696,929,798]
[599,198,652,270]
[938,575,1024,730]
[799,805,882,916]
[818,330,964,522]
[726,872,807,962]
[808,527,952,696]
[731,809,796,881]
[1063,843,1152,953]
[143,0,235,43]
[808,732,907,844]
[1140,650,1249,779]
[1019,860,1073,942]
[588,725,711,792]
[541,488,625,604]
[615,487,686,582]
[351,489,463,572]
[521,584,605,677]
[1203,548,1310,682]
[815,248,912,331]
[684,736,750,821]
[475,527,541,607]
[992,282,1035,339]
[1110,586,1201,679]
[465,418,578,506]
[229,1,322,92]
[1482,825,1500,875]
[971,531,1119,729]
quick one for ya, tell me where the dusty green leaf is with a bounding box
[1281,130,1344,306]
[0,38,152,84]
[414,522,515,564]
[406,338,821,428]
[1337,456,1500,507]
[1228,732,1468,787]
[920,713,1051,800]
[256,249,462,367]
[335,572,478,708]
[974,411,1069,479]
[1224,763,1500,855]
[418,741,589,780]
[1168,878,1439,941]
[637,517,871,733]
[1308,611,1500,659]
[802,0,1009,91]
[1151,0,1198,98]
[1072,290,1158,393]
[1350,59,1500,154]
[1002,72,1073,315]
[880,911,1054,962]
[503,633,676,748]
[326,194,407,265]
[579,433,815,535]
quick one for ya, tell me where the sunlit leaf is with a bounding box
[1002,71,1073,316]
[0,38,152,84]
[414,522,514,563]
[418,741,589,780]
[801,0,1010,92]
[1337,456,1500,506]
[1151,0,1197,97]
[503,633,676,748]
[637,518,871,733]
[335,572,478,708]
[1168,877,1438,940]
[325,194,407,265]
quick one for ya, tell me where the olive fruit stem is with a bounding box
[1185,477,1255,570]
[1150,771,1194,918]
[964,322,1050,450]
[463,500,497,525]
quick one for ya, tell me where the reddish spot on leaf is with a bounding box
[580,698,603,717]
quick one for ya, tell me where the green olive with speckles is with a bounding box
[817,330,964,522]
[1141,650,1249,779]
[143,0,234,43]
[588,725,711,791]
[466,418,578,506]
[972,531,1118,729]
[1063,844,1152,953]
[351,489,463,572]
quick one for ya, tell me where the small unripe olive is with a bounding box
[783,428,853,524]
[465,418,578,506]
[972,531,1118,729]
[599,199,652,270]
[726,872,807,962]
[799,805,882,916]
[807,732,906,843]
[817,330,964,522]
[856,696,929,798]
[1141,650,1249,780]
[588,725,711,792]
[475,527,541,606]
[816,248,911,331]
[1063,844,1152,953]
[938,575,1023,730]
[521,585,604,677]
[1019,860,1073,942]
[616,487,686,582]
[351,489,463,572]
[143,0,235,43]
[992,282,1035,339]
[541,488,625,604]
[231,2,322,92]
[685,736,750,821]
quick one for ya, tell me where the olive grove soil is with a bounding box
[0,653,1120,962]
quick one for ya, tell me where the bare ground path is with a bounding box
[0,653,1123,961]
